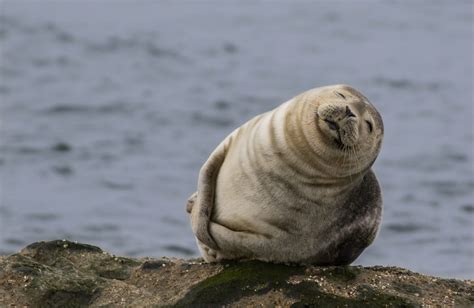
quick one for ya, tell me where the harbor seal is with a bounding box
[186,84,384,265]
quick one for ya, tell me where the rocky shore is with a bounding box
[0,240,472,307]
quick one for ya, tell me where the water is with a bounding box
[0,1,472,279]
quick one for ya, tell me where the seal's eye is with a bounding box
[365,120,373,133]
[335,91,346,100]
[324,119,338,131]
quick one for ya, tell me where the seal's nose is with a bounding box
[345,106,356,118]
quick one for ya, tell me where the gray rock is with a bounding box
[0,240,472,307]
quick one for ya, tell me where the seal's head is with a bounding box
[300,84,384,175]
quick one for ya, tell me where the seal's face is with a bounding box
[310,85,384,171]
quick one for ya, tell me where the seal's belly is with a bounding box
[212,129,325,239]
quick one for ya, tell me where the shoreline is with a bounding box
[1,240,472,306]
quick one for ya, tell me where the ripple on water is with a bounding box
[437,248,464,255]
[161,216,186,226]
[4,238,25,246]
[31,56,70,68]
[51,142,72,152]
[100,180,134,191]
[373,76,442,91]
[222,42,238,54]
[190,111,235,127]
[0,84,10,94]
[400,193,416,203]
[52,165,74,176]
[84,34,182,60]
[423,180,474,197]
[162,244,195,256]
[411,237,439,245]
[25,212,60,221]
[44,101,136,115]
[214,99,231,110]
[3,143,72,156]
[42,23,76,44]
[83,223,120,233]
[444,152,469,163]
[385,222,438,233]
[461,204,474,213]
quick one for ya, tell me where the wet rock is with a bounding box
[0,240,472,307]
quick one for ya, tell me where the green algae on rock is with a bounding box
[0,240,472,307]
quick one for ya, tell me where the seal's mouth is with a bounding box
[333,137,345,149]
[323,118,358,150]
[317,104,359,150]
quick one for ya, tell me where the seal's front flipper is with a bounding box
[186,192,197,213]
[191,138,231,251]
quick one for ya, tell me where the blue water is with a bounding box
[0,1,472,279]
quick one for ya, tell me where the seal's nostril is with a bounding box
[345,106,356,118]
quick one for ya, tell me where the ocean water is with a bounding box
[0,1,472,279]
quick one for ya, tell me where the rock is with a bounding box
[0,240,472,307]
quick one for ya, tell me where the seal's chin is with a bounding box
[333,137,345,150]
[334,136,358,151]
